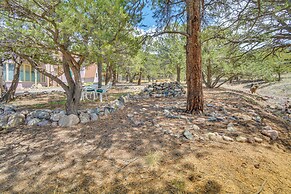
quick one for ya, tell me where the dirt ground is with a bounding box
[0,86,290,193]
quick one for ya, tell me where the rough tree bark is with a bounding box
[129,73,137,83]
[112,64,117,86]
[62,56,82,115]
[1,59,21,103]
[137,68,142,85]
[186,0,204,113]
[0,60,6,96]
[105,62,112,85]
[97,58,103,88]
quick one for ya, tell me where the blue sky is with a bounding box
[140,5,156,29]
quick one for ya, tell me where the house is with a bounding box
[2,60,98,89]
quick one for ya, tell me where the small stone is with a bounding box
[33,110,51,120]
[37,120,51,127]
[183,130,193,140]
[232,113,252,121]
[127,114,134,118]
[206,104,214,107]
[223,136,234,142]
[254,116,262,123]
[50,112,66,122]
[192,124,200,131]
[27,118,41,126]
[79,112,90,124]
[208,117,217,122]
[254,137,263,143]
[247,137,255,144]
[208,132,223,141]
[90,113,98,121]
[20,110,29,115]
[227,123,236,132]
[52,122,58,127]
[261,129,278,140]
[236,136,247,143]
[196,118,206,123]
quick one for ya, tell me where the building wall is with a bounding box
[2,62,98,88]
[3,62,46,88]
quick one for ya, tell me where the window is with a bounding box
[19,66,24,81]
[8,63,14,81]
[31,67,35,82]
[25,64,30,81]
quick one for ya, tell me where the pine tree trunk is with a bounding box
[176,64,181,82]
[1,62,21,102]
[112,64,117,86]
[0,61,6,96]
[130,73,137,83]
[277,72,281,81]
[105,62,112,85]
[98,59,103,88]
[186,0,203,113]
[137,69,142,85]
[126,72,129,82]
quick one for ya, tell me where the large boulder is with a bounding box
[58,114,80,127]
[79,112,90,124]
[7,113,25,128]
[50,112,66,122]
[0,115,9,128]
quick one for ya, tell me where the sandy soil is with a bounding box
[0,87,290,193]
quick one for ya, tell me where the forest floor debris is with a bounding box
[0,86,290,193]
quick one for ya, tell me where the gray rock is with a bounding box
[27,118,41,126]
[232,113,252,121]
[196,118,206,123]
[127,114,134,118]
[223,136,234,141]
[37,120,51,127]
[58,114,80,127]
[261,129,278,140]
[0,107,4,115]
[118,96,126,104]
[52,122,58,127]
[254,137,263,143]
[50,112,66,122]
[227,123,236,132]
[4,105,16,113]
[208,132,223,141]
[208,117,218,122]
[87,108,99,114]
[183,130,193,140]
[7,113,25,128]
[33,110,51,120]
[20,110,29,115]
[0,115,9,127]
[254,116,262,123]
[52,109,63,114]
[80,112,90,124]
[192,124,200,131]
[90,113,98,121]
[236,136,247,142]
